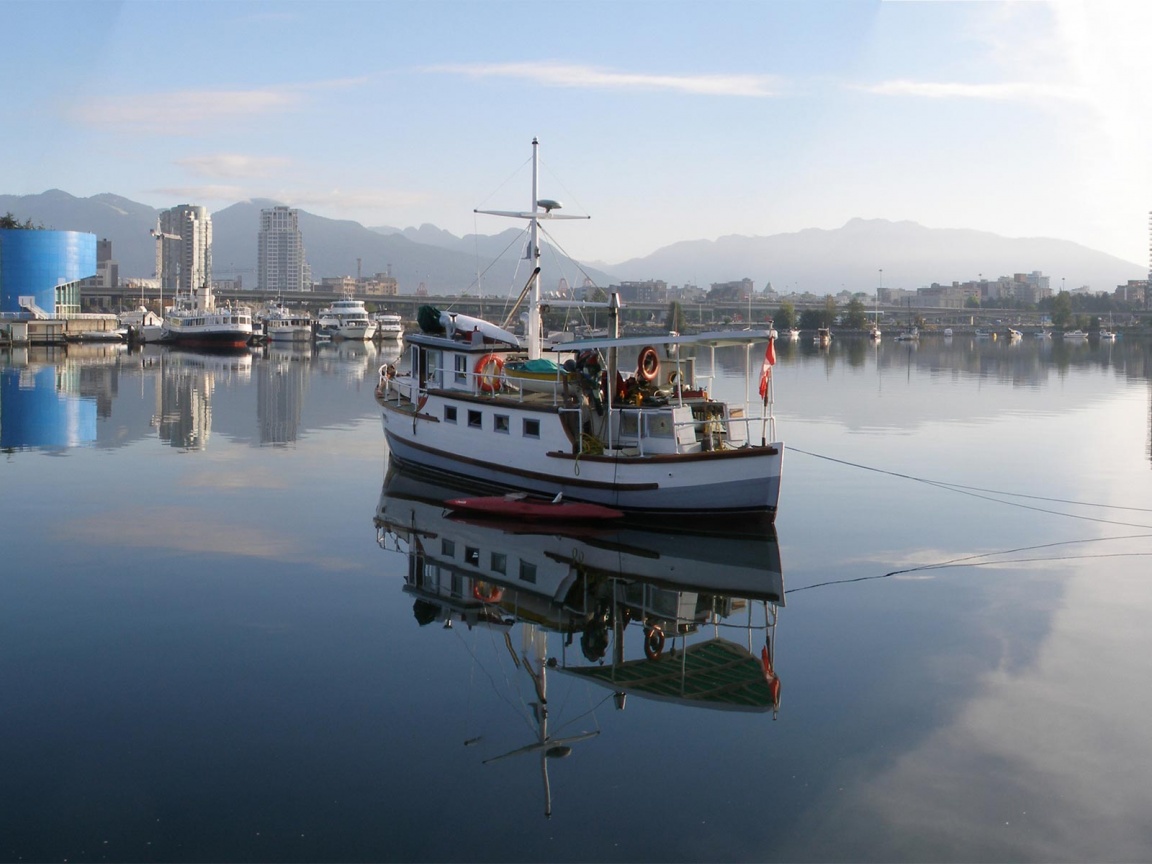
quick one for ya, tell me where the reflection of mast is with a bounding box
[481,624,599,818]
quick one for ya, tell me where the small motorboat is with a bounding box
[445,492,623,521]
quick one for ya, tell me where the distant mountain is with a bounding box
[603,218,1145,294]
[2,192,1142,294]
[0,191,616,294]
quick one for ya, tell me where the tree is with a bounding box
[844,297,867,330]
[822,295,838,327]
[774,301,796,330]
[664,300,687,334]
[0,212,41,230]
[1050,291,1073,329]
[798,308,825,329]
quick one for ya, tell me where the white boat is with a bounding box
[786,327,800,341]
[868,325,881,341]
[1007,328,1023,340]
[1034,330,1051,339]
[162,283,253,349]
[376,138,784,522]
[375,312,404,341]
[815,327,831,347]
[894,327,919,342]
[260,305,313,343]
[1099,328,1117,342]
[974,329,992,340]
[943,328,953,338]
[317,295,377,340]
[1064,329,1089,340]
[117,305,166,342]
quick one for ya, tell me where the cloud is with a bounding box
[426,61,783,97]
[176,154,292,179]
[73,78,367,135]
[859,79,1086,103]
[149,184,253,202]
[75,88,302,134]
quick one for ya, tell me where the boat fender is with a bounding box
[637,346,660,383]
[474,354,504,393]
[643,627,665,660]
[473,582,504,604]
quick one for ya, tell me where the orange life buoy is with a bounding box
[643,627,665,660]
[473,581,504,603]
[474,354,504,393]
[637,346,660,383]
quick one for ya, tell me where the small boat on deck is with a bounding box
[446,492,623,521]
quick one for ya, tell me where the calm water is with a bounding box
[2,333,1151,862]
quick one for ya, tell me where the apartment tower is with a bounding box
[156,204,212,296]
[258,206,307,294]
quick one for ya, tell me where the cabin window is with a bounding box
[441,539,455,557]
[518,561,537,584]
[494,414,510,434]
[523,418,540,438]
[454,354,468,384]
[468,410,482,429]
[491,552,506,574]
[444,405,457,423]
[465,546,480,566]
[645,412,675,437]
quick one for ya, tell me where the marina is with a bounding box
[2,332,1151,860]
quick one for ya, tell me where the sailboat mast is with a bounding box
[527,137,542,361]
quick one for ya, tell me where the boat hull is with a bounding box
[383,418,782,519]
[164,329,253,349]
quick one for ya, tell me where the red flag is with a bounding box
[758,337,775,399]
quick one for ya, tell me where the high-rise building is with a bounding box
[156,205,212,296]
[258,206,307,293]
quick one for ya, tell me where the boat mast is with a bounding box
[527,138,542,361]
[475,137,588,360]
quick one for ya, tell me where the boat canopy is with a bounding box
[545,329,775,353]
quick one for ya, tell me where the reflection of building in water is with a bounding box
[158,351,252,450]
[375,464,784,816]
[257,346,310,445]
[0,360,98,450]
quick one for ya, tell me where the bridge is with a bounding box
[79,284,1056,330]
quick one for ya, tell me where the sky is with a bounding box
[4,0,1152,268]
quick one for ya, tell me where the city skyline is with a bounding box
[4,0,1151,269]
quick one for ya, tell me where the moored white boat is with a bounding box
[376,139,784,522]
[162,283,253,349]
[374,312,404,341]
[1064,329,1089,340]
[260,305,313,343]
[117,306,166,342]
[815,327,831,347]
[317,295,377,340]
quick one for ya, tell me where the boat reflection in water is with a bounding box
[374,463,784,816]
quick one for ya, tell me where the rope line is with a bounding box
[787,445,1152,530]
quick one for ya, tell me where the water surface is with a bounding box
[2,334,1150,862]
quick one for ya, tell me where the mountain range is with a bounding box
[1,190,1145,295]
